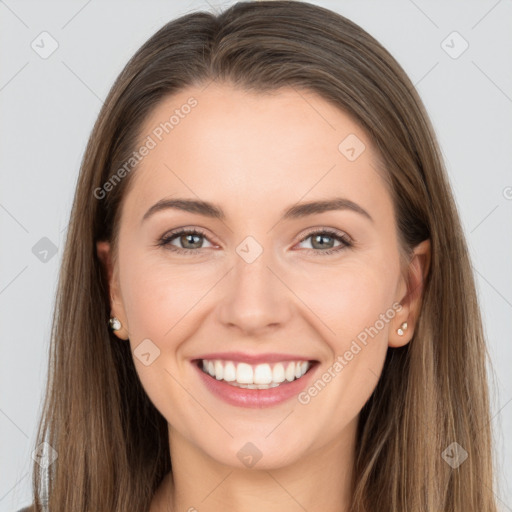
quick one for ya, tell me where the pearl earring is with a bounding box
[397,321,408,336]
[109,317,122,331]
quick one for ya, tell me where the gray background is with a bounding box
[1,0,511,510]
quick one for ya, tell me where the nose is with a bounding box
[216,241,293,336]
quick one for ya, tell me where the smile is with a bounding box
[197,359,313,389]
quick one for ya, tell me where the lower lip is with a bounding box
[192,360,319,408]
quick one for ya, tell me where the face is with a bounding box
[97,82,429,470]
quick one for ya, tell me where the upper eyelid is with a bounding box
[299,226,351,241]
[163,227,215,243]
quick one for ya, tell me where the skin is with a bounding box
[97,82,430,512]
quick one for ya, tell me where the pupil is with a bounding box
[183,234,202,248]
[313,234,333,249]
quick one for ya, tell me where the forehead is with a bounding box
[122,82,391,223]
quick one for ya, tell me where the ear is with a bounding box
[96,240,129,340]
[389,239,431,348]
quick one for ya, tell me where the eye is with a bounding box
[296,228,352,256]
[156,227,353,256]
[157,228,214,255]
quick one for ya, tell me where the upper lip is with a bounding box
[193,352,318,364]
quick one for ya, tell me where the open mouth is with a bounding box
[194,358,318,390]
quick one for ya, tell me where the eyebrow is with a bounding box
[141,197,374,224]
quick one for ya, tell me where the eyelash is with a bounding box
[156,227,353,256]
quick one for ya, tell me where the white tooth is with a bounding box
[201,358,310,385]
[285,362,296,382]
[236,362,254,384]
[253,363,272,384]
[223,361,236,382]
[272,363,286,383]
[214,360,223,380]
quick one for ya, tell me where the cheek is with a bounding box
[288,258,399,344]
[120,250,217,341]
[118,254,212,418]
[291,265,397,439]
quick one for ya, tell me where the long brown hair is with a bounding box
[29,1,499,510]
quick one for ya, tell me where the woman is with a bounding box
[23,1,499,510]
